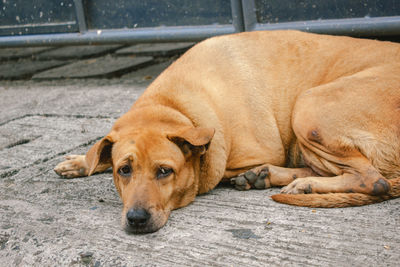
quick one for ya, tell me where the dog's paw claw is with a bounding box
[244,171,258,184]
[230,167,271,191]
[231,176,251,190]
[254,178,266,189]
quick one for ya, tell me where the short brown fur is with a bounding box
[55,31,400,233]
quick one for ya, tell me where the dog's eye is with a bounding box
[156,167,173,179]
[118,164,132,177]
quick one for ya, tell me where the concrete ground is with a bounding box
[0,44,399,267]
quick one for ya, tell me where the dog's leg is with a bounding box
[54,155,88,178]
[54,136,113,178]
[273,69,400,204]
[231,165,317,190]
[54,154,111,178]
[271,156,400,208]
[281,172,390,195]
[279,142,391,195]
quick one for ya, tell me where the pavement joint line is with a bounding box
[4,136,41,149]
[0,136,104,180]
[3,194,121,207]
[35,45,125,61]
[0,169,19,179]
[32,55,154,79]
[0,113,118,126]
[37,113,119,120]
[26,168,115,189]
[0,114,36,127]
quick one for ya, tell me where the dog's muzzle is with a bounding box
[127,208,150,226]
[124,208,151,232]
[124,207,168,234]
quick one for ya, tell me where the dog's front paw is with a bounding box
[54,155,88,178]
[281,178,313,194]
[230,167,271,190]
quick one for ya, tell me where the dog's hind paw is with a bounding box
[54,155,88,178]
[230,167,271,190]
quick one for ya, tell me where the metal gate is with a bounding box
[0,0,399,47]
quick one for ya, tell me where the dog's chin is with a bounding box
[124,224,161,234]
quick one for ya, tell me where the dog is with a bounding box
[54,30,400,233]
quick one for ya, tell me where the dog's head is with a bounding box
[86,122,214,233]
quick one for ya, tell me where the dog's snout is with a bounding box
[126,208,151,227]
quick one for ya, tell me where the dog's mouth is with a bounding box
[124,223,160,234]
[122,207,169,234]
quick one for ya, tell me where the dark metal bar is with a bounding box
[1,0,400,48]
[73,0,87,33]
[0,25,236,47]
[241,0,257,31]
[230,0,245,32]
[0,23,77,36]
[241,0,400,36]
[252,16,400,37]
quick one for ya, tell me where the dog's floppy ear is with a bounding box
[167,127,215,156]
[86,133,115,176]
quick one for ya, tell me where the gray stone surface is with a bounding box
[0,47,54,60]
[0,60,68,80]
[0,66,399,266]
[32,55,153,79]
[0,115,114,173]
[121,59,174,84]
[0,80,145,127]
[116,42,195,56]
[36,45,123,60]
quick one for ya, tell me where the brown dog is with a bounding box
[54,30,400,233]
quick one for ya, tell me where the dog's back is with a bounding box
[136,30,400,175]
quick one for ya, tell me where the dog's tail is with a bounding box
[271,177,400,208]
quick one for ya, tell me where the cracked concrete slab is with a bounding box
[0,47,54,60]
[0,65,399,266]
[32,55,154,79]
[0,115,114,174]
[0,60,69,80]
[35,45,123,60]
[115,42,194,56]
[0,80,146,125]
[121,59,174,84]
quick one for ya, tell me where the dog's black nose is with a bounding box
[126,208,151,227]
